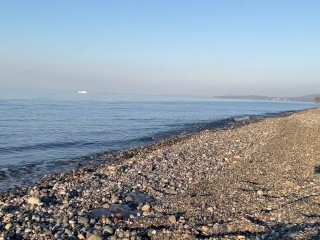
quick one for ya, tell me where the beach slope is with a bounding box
[1,108,320,239]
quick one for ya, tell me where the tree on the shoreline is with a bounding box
[315,97,320,103]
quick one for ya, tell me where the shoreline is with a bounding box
[0,108,312,193]
[1,108,320,239]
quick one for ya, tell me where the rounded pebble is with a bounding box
[27,196,41,205]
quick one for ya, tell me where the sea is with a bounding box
[0,90,316,191]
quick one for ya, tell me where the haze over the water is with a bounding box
[1,1,319,97]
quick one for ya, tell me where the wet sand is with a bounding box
[0,108,320,239]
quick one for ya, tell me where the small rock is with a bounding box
[5,223,12,230]
[125,195,133,202]
[88,234,102,240]
[78,217,89,224]
[141,204,150,212]
[78,233,86,239]
[27,196,41,205]
[236,236,246,240]
[102,203,110,209]
[128,192,148,205]
[65,229,72,235]
[41,195,57,205]
[90,208,112,219]
[101,216,111,224]
[63,216,69,224]
[109,204,133,219]
[168,215,176,223]
[108,165,117,174]
[69,220,76,227]
[201,226,209,233]
[103,225,113,235]
[111,196,119,203]
[3,215,12,223]
[23,232,30,239]
[207,207,214,212]
[257,190,264,196]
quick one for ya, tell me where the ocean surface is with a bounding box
[0,90,316,191]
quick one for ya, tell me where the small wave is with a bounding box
[233,116,251,122]
[136,136,155,142]
[0,140,87,154]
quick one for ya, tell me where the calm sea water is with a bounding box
[0,90,316,191]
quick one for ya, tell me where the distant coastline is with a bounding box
[215,93,320,102]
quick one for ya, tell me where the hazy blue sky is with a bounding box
[1,0,320,97]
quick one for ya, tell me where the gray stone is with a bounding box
[63,216,69,224]
[103,225,113,235]
[125,195,133,202]
[65,228,72,235]
[77,217,89,224]
[111,196,119,203]
[89,208,112,219]
[109,204,134,219]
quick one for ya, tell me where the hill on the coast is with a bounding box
[215,93,320,102]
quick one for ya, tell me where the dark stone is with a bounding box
[41,195,58,205]
[89,208,112,219]
[109,204,134,219]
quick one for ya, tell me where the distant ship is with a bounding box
[77,90,88,94]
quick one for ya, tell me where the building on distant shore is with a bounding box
[315,97,320,103]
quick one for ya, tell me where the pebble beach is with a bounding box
[1,107,320,240]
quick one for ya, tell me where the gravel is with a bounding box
[0,108,319,239]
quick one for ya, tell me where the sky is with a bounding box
[1,0,320,97]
